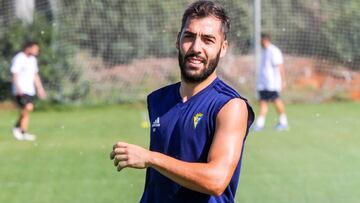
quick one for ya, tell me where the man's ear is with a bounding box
[220,40,228,58]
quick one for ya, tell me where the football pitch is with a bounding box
[0,102,359,203]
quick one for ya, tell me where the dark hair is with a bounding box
[180,0,230,39]
[22,41,39,51]
[261,33,271,40]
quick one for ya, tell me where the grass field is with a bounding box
[0,102,359,203]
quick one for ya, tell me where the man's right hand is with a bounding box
[16,90,23,96]
[110,141,151,172]
[282,80,287,90]
[37,88,46,100]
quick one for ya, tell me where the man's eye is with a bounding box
[184,34,193,39]
[204,38,214,44]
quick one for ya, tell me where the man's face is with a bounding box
[261,38,270,48]
[26,45,40,56]
[177,16,228,83]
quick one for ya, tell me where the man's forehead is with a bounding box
[183,16,223,36]
[28,44,39,49]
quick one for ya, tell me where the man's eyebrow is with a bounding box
[183,31,196,36]
[183,31,216,40]
[202,34,216,41]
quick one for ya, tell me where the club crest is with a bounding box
[193,113,204,129]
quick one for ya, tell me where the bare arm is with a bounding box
[34,73,46,99]
[110,98,249,196]
[12,73,23,95]
[278,64,286,89]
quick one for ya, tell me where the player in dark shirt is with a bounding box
[110,1,254,202]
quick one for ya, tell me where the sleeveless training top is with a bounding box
[140,77,254,203]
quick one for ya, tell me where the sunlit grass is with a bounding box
[0,102,359,203]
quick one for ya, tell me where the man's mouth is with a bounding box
[185,55,206,67]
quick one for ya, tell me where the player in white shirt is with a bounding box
[11,41,46,141]
[254,33,289,131]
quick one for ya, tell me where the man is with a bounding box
[11,41,46,141]
[110,1,254,202]
[253,33,289,131]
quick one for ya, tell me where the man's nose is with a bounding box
[190,36,202,53]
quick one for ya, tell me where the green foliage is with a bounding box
[261,0,360,70]
[59,0,359,68]
[0,14,83,102]
[1,0,359,103]
[322,1,360,68]
[61,0,187,64]
[60,0,252,64]
[0,16,52,100]
[224,0,252,54]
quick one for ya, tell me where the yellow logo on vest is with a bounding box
[193,113,204,129]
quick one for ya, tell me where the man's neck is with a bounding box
[22,51,31,57]
[264,42,271,49]
[180,73,217,103]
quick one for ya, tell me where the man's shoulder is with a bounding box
[13,52,25,60]
[213,78,241,99]
[13,52,36,62]
[212,78,254,128]
[147,82,180,100]
[269,44,282,54]
[212,78,253,110]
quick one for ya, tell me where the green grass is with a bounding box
[0,102,359,203]
[238,102,360,203]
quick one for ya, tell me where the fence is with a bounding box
[0,0,359,103]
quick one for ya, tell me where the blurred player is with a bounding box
[253,33,289,131]
[11,41,46,141]
[110,1,254,202]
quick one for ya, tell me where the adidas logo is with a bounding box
[152,117,160,127]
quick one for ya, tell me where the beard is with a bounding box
[178,50,221,83]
